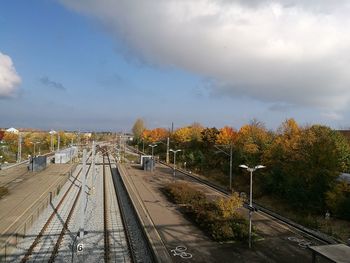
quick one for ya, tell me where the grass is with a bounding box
[124,153,139,163]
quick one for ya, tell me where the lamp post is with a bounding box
[49,130,56,152]
[169,149,181,180]
[239,164,265,249]
[149,144,158,160]
[149,144,158,171]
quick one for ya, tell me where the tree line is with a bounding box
[132,118,350,220]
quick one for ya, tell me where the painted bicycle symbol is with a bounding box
[171,245,192,259]
[287,236,313,249]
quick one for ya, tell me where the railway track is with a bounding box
[20,153,92,262]
[102,152,110,263]
[106,151,154,263]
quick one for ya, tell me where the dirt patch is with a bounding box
[0,186,9,199]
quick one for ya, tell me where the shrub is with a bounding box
[163,182,249,242]
[164,182,206,205]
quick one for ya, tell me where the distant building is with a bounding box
[5,127,19,134]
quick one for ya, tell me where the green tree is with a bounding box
[132,118,146,141]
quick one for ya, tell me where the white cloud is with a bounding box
[0,52,21,98]
[60,0,350,110]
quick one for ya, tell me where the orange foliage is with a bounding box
[141,128,168,143]
[216,126,237,145]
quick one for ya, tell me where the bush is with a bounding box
[164,182,249,242]
[164,182,206,205]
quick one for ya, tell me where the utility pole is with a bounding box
[229,144,233,191]
[215,144,234,191]
[80,149,87,239]
[57,133,60,151]
[91,141,96,193]
[166,137,170,164]
[17,133,22,163]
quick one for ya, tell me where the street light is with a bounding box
[49,130,56,152]
[169,149,181,180]
[149,144,158,171]
[239,164,265,249]
[149,144,158,160]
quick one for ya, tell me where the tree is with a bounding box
[132,118,146,141]
[141,128,168,143]
[236,120,271,166]
[216,126,237,145]
[141,129,152,142]
[263,123,350,212]
[174,127,192,143]
[201,127,219,146]
[189,122,204,141]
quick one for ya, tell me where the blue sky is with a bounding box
[1,0,350,132]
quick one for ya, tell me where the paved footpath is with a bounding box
[119,163,325,263]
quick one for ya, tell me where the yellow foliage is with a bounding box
[174,127,192,143]
[216,193,243,219]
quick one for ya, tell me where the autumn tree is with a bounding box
[189,122,204,141]
[262,122,350,212]
[174,126,192,143]
[262,119,300,196]
[141,128,168,143]
[216,126,237,145]
[201,127,219,146]
[132,118,146,141]
[2,132,18,155]
[236,120,272,166]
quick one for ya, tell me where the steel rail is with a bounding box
[20,152,92,262]
[106,152,138,263]
[102,152,110,263]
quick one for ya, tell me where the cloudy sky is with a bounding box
[1,0,350,131]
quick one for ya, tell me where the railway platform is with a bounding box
[0,163,75,260]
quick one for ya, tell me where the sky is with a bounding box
[1,0,350,132]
